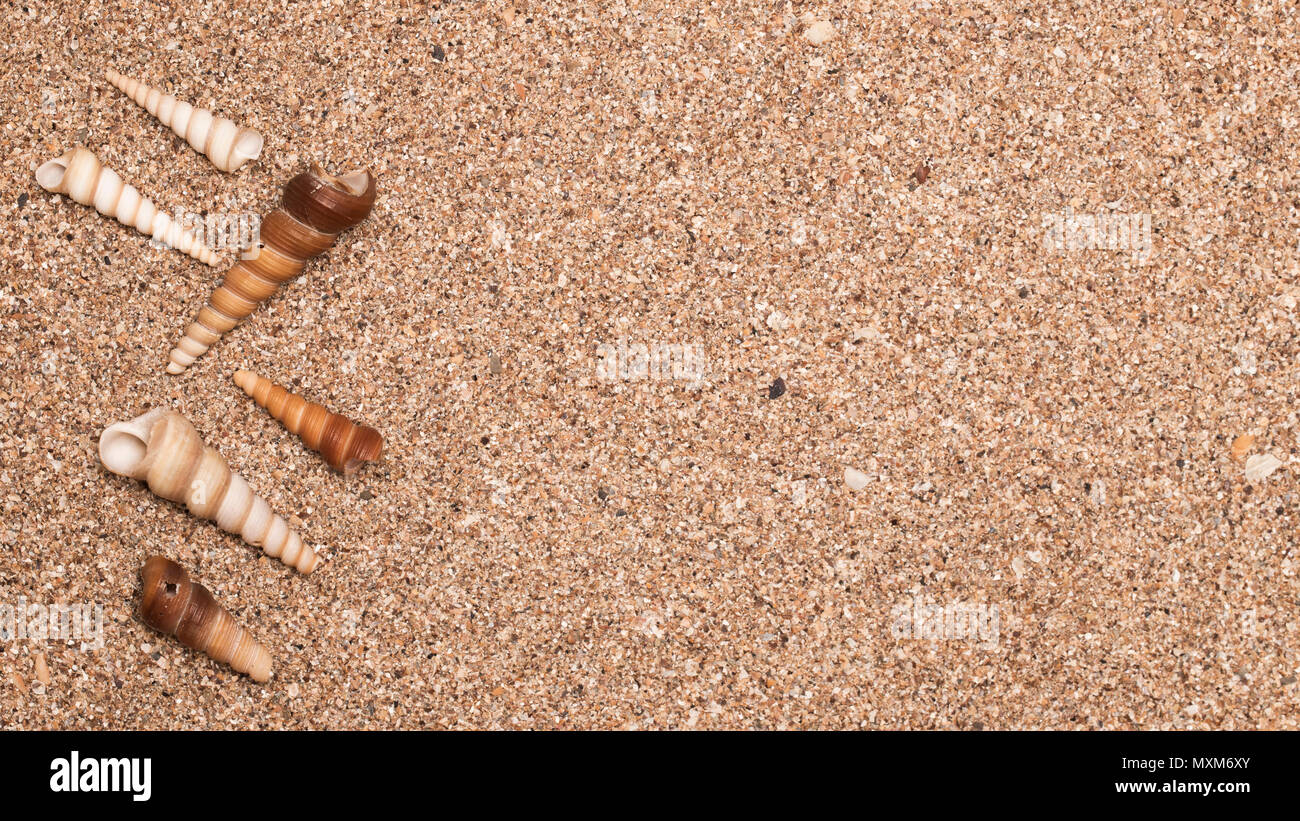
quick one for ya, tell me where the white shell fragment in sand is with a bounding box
[844,466,869,491]
[804,21,837,45]
[1243,453,1283,481]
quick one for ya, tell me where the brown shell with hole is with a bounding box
[165,163,376,374]
[234,370,383,474]
[141,556,273,682]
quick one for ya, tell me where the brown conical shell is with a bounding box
[234,369,383,474]
[140,556,273,682]
[164,162,377,375]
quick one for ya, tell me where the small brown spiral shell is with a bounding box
[140,556,273,682]
[234,370,383,474]
[165,163,376,374]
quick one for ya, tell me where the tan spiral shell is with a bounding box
[34,146,219,266]
[99,408,320,574]
[141,556,273,682]
[165,163,377,374]
[106,69,263,173]
[234,370,384,474]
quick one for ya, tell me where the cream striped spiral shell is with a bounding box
[35,146,219,266]
[105,68,263,173]
[99,408,320,574]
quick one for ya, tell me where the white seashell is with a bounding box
[35,146,219,266]
[105,69,263,173]
[844,466,869,491]
[99,408,319,573]
[1244,453,1283,482]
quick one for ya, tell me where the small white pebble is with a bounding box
[844,466,869,491]
[1244,453,1283,481]
[804,20,837,45]
[1088,479,1107,506]
[457,512,484,528]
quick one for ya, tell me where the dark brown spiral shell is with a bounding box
[281,164,377,234]
[141,556,273,681]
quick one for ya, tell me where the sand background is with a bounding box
[1,0,1297,728]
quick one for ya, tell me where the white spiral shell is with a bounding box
[99,408,320,574]
[106,69,263,173]
[35,146,219,266]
